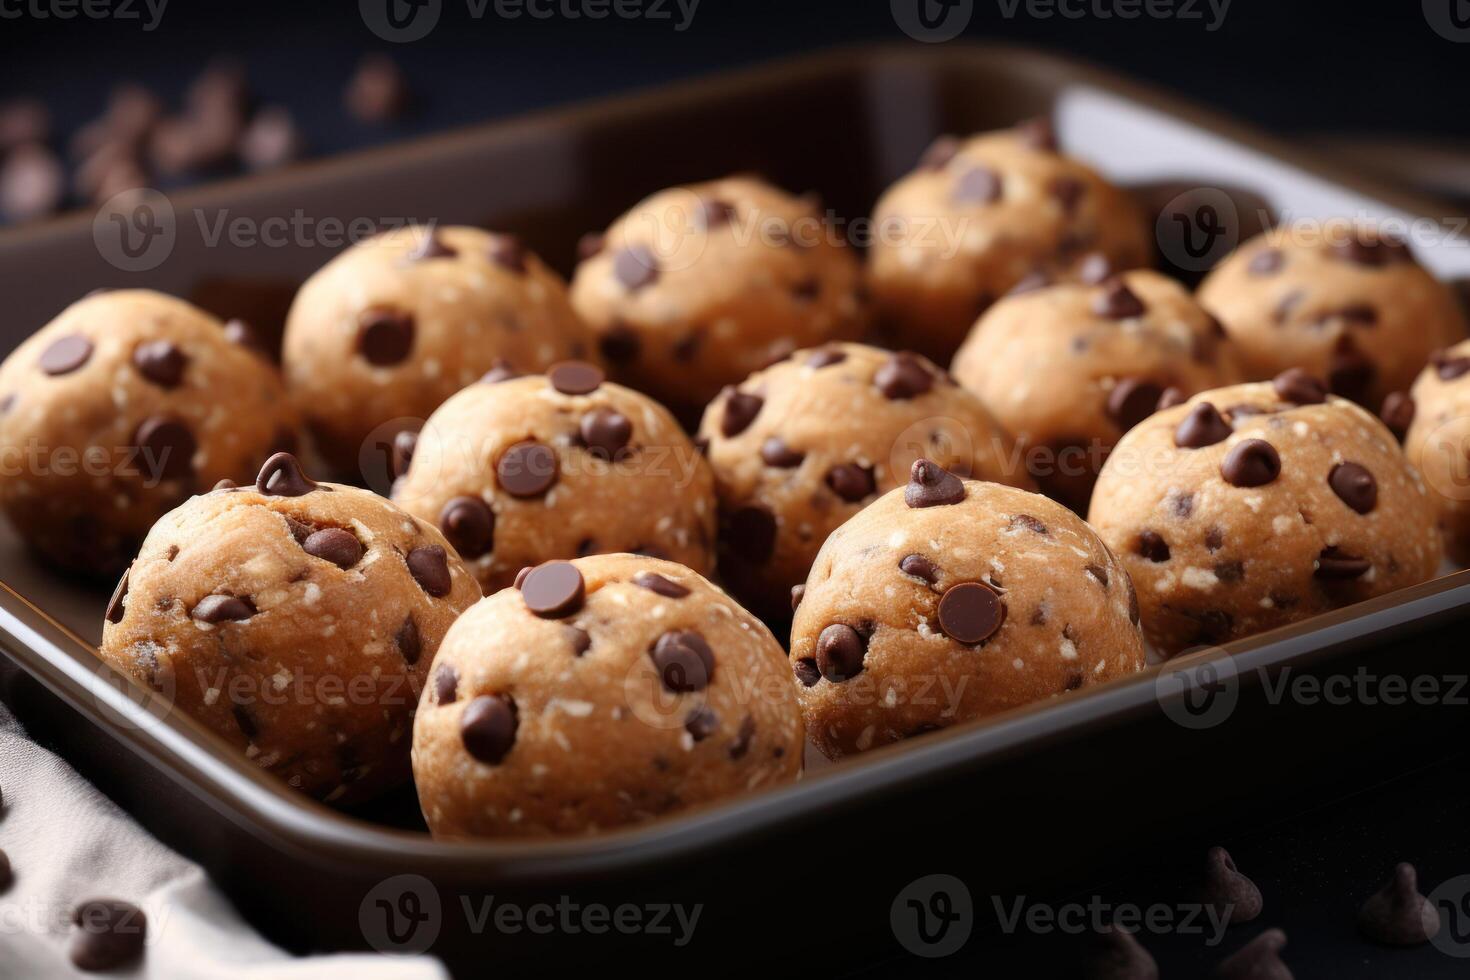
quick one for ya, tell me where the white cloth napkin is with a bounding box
[0,699,449,979]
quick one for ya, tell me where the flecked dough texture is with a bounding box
[952,269,1242,512]
[697,342,1033,620]
[0,289,298,577]
[412,554,803,838]
[569,175,869,418]
[392,365,716,594]
[1406,339,1470,564]
[1088,380,1443,656]
[867,123,1151,362]
[99,456,480,803]
[1197,222,1466,411]
[283,225,597,475]
[791,473,1145,759]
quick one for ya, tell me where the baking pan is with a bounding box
[3,43,1470,976]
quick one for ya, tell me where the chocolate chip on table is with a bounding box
[497,441,558,497]
[345,53,408,122]
[613,244,660,291]
[548,360,604,395]
[256,452,319,496]
[1379,392,1415,441]
[938,582,1005,644]
[487,235,528,274]
[805,347,846,369]
[132,340,188,388]
[461,694,518,765]
[598,323,641,363]
[650,629,715,691]
[394,615,421,665]
[1091,279,1145,319]
[720,389,763,437]
[905,459,965,508]
[1107,378,1164,432]
[407,545,453,597]
[70,899,147,972]
[816,624,866,681]
[1315,546,1371,581]
[1213,928,1290,980]
[302,528,363,569]
[1220,439,1281,488]
[403,230,457,262]
[1248,248,1284,276]
[1329,462,1377,514]
[520,561,584,617]
[1137,530,1171,563]
[190,594,255,624]
[899,553,939,585]
[105,567,130,624]
[1200,846,1263,925]
[1358,863,1440,946]
[790,584,805,611]
[793,657,821,686]
[1015,116,1057,151]
[825,463,875,503]
[874,352,934,400]
[434,664,459,704]
[633,571,690,598]
[952,165,1002,205]
[760,437,804,468]
[1433,349,1470,381]
[1174,402,1232,449]
[39,334,93,375]
[684,705,719,741]
[1272,368,1327,405]
[1084,922,1158,980]
[356,307,414,365]
[918,134,960,170]
[724,506,777,563]
[134,416,197,481]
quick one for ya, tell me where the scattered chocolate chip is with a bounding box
[1174,402,1232,448]
[790,583,805,611]
[725,506,776,563]
[579,407,633,461]
[816,624,866,681]
[1092,279,1146,319]
[805,347,847,369]
[953,165,1002,204]
[685,705,719,741]
[1433,349,1470,381]
[793,657,821,686]
[356,307,414,366]
[874,352,934,400]
[39,334,93,375]
[905,459,965,508]
[497,442,558,497]
[1107,378,1164,432]
[1328,337,1375,404]
[1213,928,1290,980]
[191,594,255,624]
[900,553,939,585]
[918,134,960,170]
[699,197,737,229]
[1200,846,1263,925]
[1220,439,1281,488]
[825,463,875,503]
[937,582,1005,644]
[395,615,421,665]
[548,360,604,396]
[760,437,804,468]
[1137,530,1171,563]
[1269,368,1327,406]
[434,664,458,704]
[486,235,527,273]
[407,545,452,597]
[1379,392,1415,440]
[134,416,196,481]
[520,561,584,617]
[633,571,690,598]
[1049,175,1085,213]
[70,899,147,972]
[1086,564,1109,588]
[302,528,362,569]
[728,714,756,759]
[461,694,518,765]
[1085,922,1159,980]
[613,244,659,291]
[1315,546,1371,580]
[105,567,130,624]
[1077,252,1113,285]
[598,323,641,363]
[720,389,764,437]
[256,452,318,496]
[345,53,408,122]
[1358,863,1440,946]
[438,496,495,559]
[131,340,188,388]
[1329,462,1377,515]
[577,232,606,260]
[650,630,715,691]
[1015,116,1057,151]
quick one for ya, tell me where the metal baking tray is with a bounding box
[3,44,1469,976]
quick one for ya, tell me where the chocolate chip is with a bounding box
[1248,248,1284,276]
[1329,462,1377,515]
[1092,279,1145,319]
[1220,439,1281,488]
[461,694,518,765]
[599,323,641,363]
[952,165,1001,204]
[1010,514,1049,534]
[1330,231,1411,267]
[613,244,659,291]
[1379,392,1415,440]
[231,703,258,739]
[1107,378,1164,432]
[805,348,846,369]
[1174,402,1232,448]
[1015,116,1057,151]
[1328,337,1374,404]
[650,630,715,691]
[571,408,630,464]
[1086,564,1109,588]
[480,360,518,384]
[390,427,419,478]
[302,528,362,569]
[0,847,10,891]
[816,624,866,681]
[1077,252,1113,285]
[497,442,558,497]
[1213,929,1290,980]
[405,231,457,261]
[633,571,690,598]
[567,626,592,655]
[938,582,1005,644]
[790,583,805,611]
[132,340,188,388]
[486,235,527,273]
[222,318,269,358]
[513,566,533,589]
[1085,923,1158,980]
[438,496,495,559]
[39,334,92,375]
[191,594,255,623]
[728,714,756,760]
[355,307,415,366]
[256,452,319,496]
[1215,561,1245,583]
[899,553,939,586]
[548,360,603,395]
[793,657,821,686]
[685,705,718,741]
[134,416,196,481]
[874,352,934,400]
[520,560,584,617]
[1048,175,1085,213]
[699,197,737,229]
[1433,349,1470,381]
[407,545,452,597]
[395,615,421,665]
[905,459,965,508]
[1200,846,1263,925]
[760,437,804,468]
[434,664,458,704]
[345,53,408,122]
[1358,863,1440,946]
[105,567,130,624]
[1315,546,1371,580]
[70,899,147,972]
[213,479,237,492]
[825,463,875,503]
[918,134,960,170]
[1272,368,1327,405]
[720,389,763,437]
[1137,530,1171,563]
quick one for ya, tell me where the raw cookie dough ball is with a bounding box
[412,554,803,837]
[867,120,1151,362]
[952,269,1242,511]
[392,361,716,594]
[697,342,1033,620]
[99,453,480,803]
[1088,373,1443,656]
[0,289,298,577]
[569,175,869,418]
[791,461,1145,759]
[1197,221,1466,411]
[283,225,597,476]
[1404,341,1470,564]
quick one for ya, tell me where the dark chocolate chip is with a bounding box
[567,626,592,655]
[1137,530,1171,563]
[191,594,255,623]
[1248,248,1284,276]
[760,437,804,468]
[1092,279,1145,319]
[0,847,10,891]
[650,630,715,692]
[256,452,318,497]
[1048,175,1085,213]
[633,571,690,598]
[1329,462,1377,515]
[793,657,820,686]
[1174,402,1232,449]
[391,427,419,478]
[132,340,188,388]
[825,463,875,503]
[728,714,756,760]
[70,899,147,972]
[395,615,421,664]
[577,232,606,260]
[497,442,558,497]
[134,416,196,482]
[1220,439,1281,488]
[579,407,633,461]
[486,235,527,273]
[918,134,960,170]
[790,583,805,611]
[1433,349,1470,381]
[519,561,584,617]
[905,459,965,508]
[598,323,641,363]
[685,705,719,741]
[434,664,458,704]
[720,389,763,437]
[1315,546,1370,580]
[231,703,258,739]
[815,624,866,681]
[439,496,495,559]
[874,352,934,400]
[953,165,1002,205]
[937,582,1005,644]
[1200,846,1263,925]
[1085,922,1159,980]
[548,360,604,395]
[461,694,518,765]
[805,347,847,369]
[1010,514,1049,535]
[356,308,414,366]
[1379,392,1415,440]
[105,566,130,624]
[899,553,939,585]
[407,545,452,597]
[302,528,362,569]
[1358,863,1440,946]
[39,334,92,375]
[1173,492,1195,518]
[1213,929,1290,980]
[1107,378,1164,432]
[612,244,659,291]
[1272,368,1328,405]
[1086,564,1109,588]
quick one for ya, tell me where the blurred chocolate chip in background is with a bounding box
[240,107,303,172]
[346,54,409,123]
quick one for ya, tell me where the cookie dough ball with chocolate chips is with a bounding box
[1088,373,1443,656]
[1405,341,1470,563]
[392,361,716,594]
[698,342,1033,620]
[412,554,803,837]
[791,461,1145,759]
[0,289,298,577]
[98,453,480,803]
[569,175,869,418]
[867,119,1152,362]
[283,225,597,476]
[951,269,1242,511]
[1198,221,1466,410]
